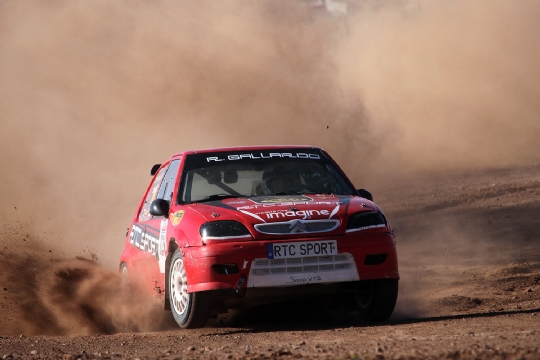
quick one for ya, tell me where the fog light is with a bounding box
[364,254,387,265]
[211,263,239,275]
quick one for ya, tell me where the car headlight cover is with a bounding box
[200,221,252,241]
[346,211,387,232]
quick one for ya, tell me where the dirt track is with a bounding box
[1,312,539,359]
[2,164,540,359]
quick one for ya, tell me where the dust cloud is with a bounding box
[0,220,175,336]
[0,1,371,268]
[1,1,539,334]
[335,1,540,177]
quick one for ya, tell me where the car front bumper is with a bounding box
[182,232,399,293]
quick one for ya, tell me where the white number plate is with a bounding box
[266,240,337,259]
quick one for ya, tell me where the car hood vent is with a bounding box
[254,219,340,235]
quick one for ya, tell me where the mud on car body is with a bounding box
[119,145,399,328]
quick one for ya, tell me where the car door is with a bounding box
[129,164,169,291]
[132,160,181,295]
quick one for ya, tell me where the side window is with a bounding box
[156,159,181,203]
[139,165,169,221]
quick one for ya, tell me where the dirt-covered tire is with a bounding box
[355,279,398,322]
[168,249,212,328]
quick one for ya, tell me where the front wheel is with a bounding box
[168,250,212,328]
[355,279,398,322]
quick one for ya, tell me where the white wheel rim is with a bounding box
[171,258,189,315]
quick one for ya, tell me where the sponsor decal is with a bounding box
[129,224,161,262]
[286,275,322,284]
[236,201,337,210]
[235,274,246,293]
[264,209,330,220]
[251,195,313,204]
[239,209,266,223]
[267,240,337,259]
[316,195,336,200]
[345,224,387,233]
[207,152,321,162]
[158,219,168,273]
[329,203,340,219]
[169,210,185,226]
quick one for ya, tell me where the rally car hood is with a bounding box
[186,194,379,238]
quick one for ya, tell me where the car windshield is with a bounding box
[178,149,355,203]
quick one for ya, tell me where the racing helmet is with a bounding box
[261,166,296,195]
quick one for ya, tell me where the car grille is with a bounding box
[249,253,355,276]
[254,219,340,235]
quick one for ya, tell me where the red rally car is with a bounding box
[119,146,399,328]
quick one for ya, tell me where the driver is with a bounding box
[261,166,297,195]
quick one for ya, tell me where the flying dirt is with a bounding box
[1,0,540,358]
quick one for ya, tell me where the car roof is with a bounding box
[170,145,322,159]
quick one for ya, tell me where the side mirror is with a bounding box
[150,164,162,176]
[357,189,373,202]
[149,199,170,217]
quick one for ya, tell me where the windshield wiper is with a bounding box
[196,194,250,203]
[273,191,305,195]
[273,191,335,196]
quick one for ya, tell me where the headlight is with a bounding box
[346,211,387,232]
[200,221,252,241]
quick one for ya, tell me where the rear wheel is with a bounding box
[355,279,398,322]
[169,250,212,328]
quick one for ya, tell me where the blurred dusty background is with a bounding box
[2,0,540,266]
[1,1,540,357]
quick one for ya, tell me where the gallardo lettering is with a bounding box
[206,153,321,162]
